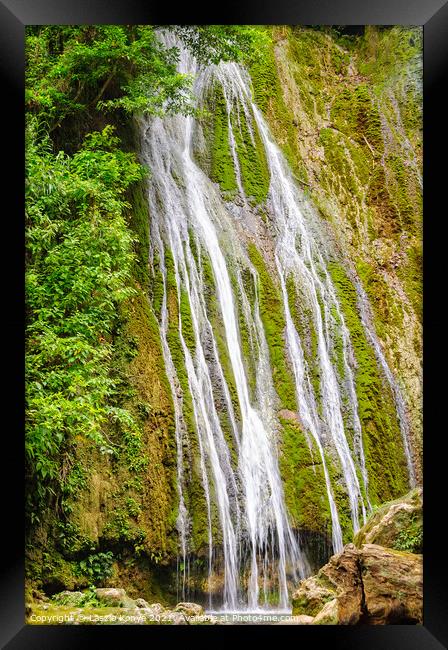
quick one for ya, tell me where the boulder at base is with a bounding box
[360,543,422,624]
[95,588,137,608]
[292,543,422,624]
[174,602,204,616]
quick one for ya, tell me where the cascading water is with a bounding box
[354,278,416,487]
[142,33,415,610]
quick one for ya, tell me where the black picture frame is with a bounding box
[1,0,446,647]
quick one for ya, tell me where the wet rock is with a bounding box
[149,602,166,615]
[313,599,339,625]
[292,543,362,623]
[292,575,335,617]
[292,541,422,625]
[135,598,150,609]
[174,602,204,616]
[360,544,422,624]
[141,602,166,617]
[354,487,422,553]
[318,543,363,624]
[278,409,300,422]
[95,588,136,608]
[160,611,187,625]
[52,591,85,607]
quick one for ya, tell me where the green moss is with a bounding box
[397,241,422,322]
[249,32,279,114]
[164,248,191,404]
[234,267,258,401]
[331,83,384,154]
[324,451,354,544]
[179,289,196,353]
[103,289,178,556]
[329,304,346,385]
[358,26,422,88]
[182,466,211,554]
[126,179,150,290]
[249,30,309,185]
[201,83,238,196]
[230,101,270,206]
[199,65,271,206]
[213,323,241,420]
[188,228,199,267]
[287,28,331,119]
[190,239,242,426]
[367,164,400,234]
[279,417,331,535]
[356,258,405,349]
[328,262,409,504]
[330,43,350,76]
[285,274,321,406]
[292,583,335,618]
[149,251,164,320]
[196,241,217,315]
[198,248,241,423]
[248,243,296,411]
[385,153,421,230]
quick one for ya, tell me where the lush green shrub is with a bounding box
[25,122,143,517]
[74,552,115,583]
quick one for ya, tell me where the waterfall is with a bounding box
[249,100,369,543]
[142,33,415,610]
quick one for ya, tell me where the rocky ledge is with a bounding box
[291,488,423,625]
[292,542,422,624]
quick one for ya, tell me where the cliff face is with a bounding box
[257,26,422,484]
[26,26,422,605]
[244,24,422,553]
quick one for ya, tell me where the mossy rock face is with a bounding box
[292,541,422,624]
[95,588,137,608]
[359,543,423,624]
[51,591,86,607]
[247,243,297,411]
[285,275,321,405]
[292,575,335,617]
[313,599,339,625]
[196,82,238,196]
[331,84,384,153]
[250,25,422,483]
[230,104,270,205]
[278,414,332,538]
[70,287,178,556]
[354,487,422,553]
[197,78,270,206]
[327,261,409,505]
